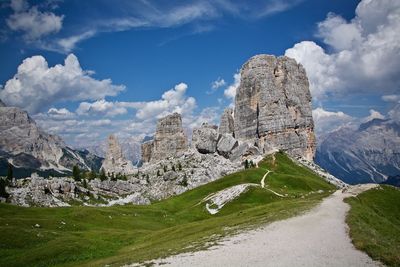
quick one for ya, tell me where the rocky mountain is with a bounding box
[100,135,135,175]
[234,55,316,161]
[316,116,400,184]
[0,101,103,177]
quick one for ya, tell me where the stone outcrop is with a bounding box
[219,108,234,135]
[101,135,134,175]
[0,102,101,176]
[234,55,316,160]
[141,141,154,163]
[192,123,219,154]
[141,113,188,163]
[217,134,238,158]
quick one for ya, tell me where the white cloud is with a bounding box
[76,100,128,117]
[211,77,226,90]
[362,109,385,123]
[382,94,400,103]
[6,0,64,42]
[224,72,240,100]
[55,31,96,53]
[0,54,125,114]
[312,107,354,137]
[135,82,197,120]
[285,0,400,100]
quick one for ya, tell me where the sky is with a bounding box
[0,0,399,147]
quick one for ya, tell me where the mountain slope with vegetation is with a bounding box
[345,185,400,266]
[0,152,335,267]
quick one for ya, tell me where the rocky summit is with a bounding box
[100,135,135,175]
[234,55,316,161]
[0,101,102,177]
[141,113,188,163]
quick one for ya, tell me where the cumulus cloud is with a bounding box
[0,54,125,114]
[312,107,354,137]
[285,0,400,100]
[135,83,197,120]
[6,0,64,42]
[224,72,241,100]
[76,100,129,117]
[362,109,385,123]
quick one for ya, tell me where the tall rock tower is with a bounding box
[141,113,188,163]
[101,134,134,174]
[234,55,316,160]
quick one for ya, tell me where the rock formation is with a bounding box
[219,108,234,135]
[141,141,154,163]
[234,55,316,160]
[0,101,101,176]
[141,113,188,163]
[217,134,238,158]
[101,135,134,175]
[192,123,219,154]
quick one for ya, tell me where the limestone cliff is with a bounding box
[234,55,316,160]
[219,108,234,135]
[141,113,188,163]
[101,135,135,175]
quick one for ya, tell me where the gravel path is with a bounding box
[151,184,382,267]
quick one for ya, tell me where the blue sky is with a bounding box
[0,0,399,147]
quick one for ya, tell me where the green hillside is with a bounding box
[345,185,400,267]
[0,152,335,267]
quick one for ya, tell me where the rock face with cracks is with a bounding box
[141,113,188,163]
[100,134,134,175]
[192,123,219,154]
[234,55,316,161]
[219,108,234,135]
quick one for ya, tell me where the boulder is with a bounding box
[192,123,219,154]
[217,134,238,158]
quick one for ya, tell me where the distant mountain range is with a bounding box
[0,100,103,178]
[316,106,400,184]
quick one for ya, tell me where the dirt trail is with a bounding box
[151,184,382,267]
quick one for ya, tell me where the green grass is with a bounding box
[345,185,400,267]
[0,152,335,267]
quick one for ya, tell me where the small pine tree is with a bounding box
[72,165,81,181]
[179,174,188,187]
[82,179,88,188]
[111,172,116,181]
[6,163,13,183]
[250,160,255,168]
[244,159,249,169]
[100,168,107,181]
[89,170,96,180]
[0,178,9,198]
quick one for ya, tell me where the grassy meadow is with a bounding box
[0,152,336,266]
